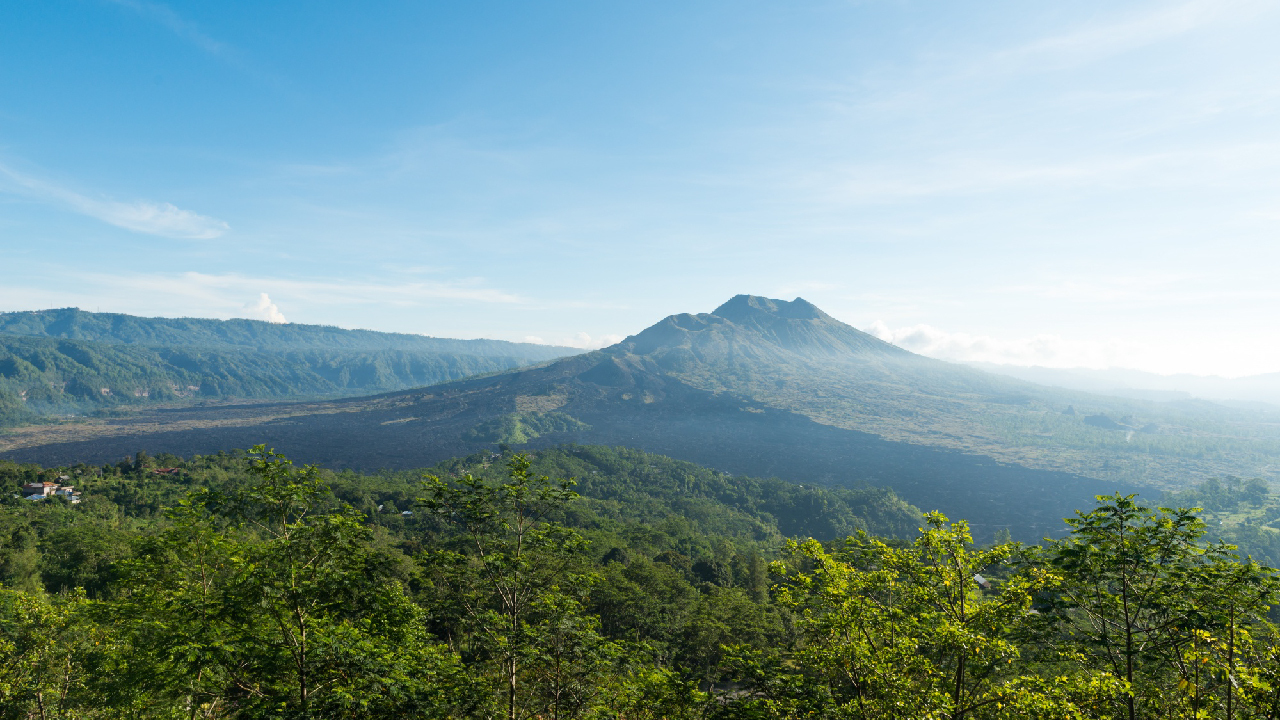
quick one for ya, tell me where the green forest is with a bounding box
[3,444,1280,719]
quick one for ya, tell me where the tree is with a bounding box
[750,513,1119,719]
[420,453,618,720]
[0,513,43,594]
[519,590,620,719]
[1242,478,1271,508]
[0,586,106,720]
[1177,557,1280,720]
[113,445,473,719]
[39,523,131,598]
[1045,493,1280,720]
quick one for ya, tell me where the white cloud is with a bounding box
[243,293,286,323]
[865,320,1123,369]
[0,163,229,239]
[570,332,625,350]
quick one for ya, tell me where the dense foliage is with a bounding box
[2,444,1279,718]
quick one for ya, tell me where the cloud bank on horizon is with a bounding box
[523,332,626,351]
[1,0,1278,376]
[866,320,1126,372]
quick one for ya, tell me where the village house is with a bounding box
[22,481,58,497]
[22,480,81,504]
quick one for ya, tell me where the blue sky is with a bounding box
[3,1,1280,376]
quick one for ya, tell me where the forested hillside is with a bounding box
[2,444,1278,718]
[0,308,575,425]
[0,444,923,598]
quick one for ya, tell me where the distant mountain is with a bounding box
[5,296,1280,540]
[0,307,571,356]
[0,308,576,422]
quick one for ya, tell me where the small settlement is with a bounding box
[22,476,81,503]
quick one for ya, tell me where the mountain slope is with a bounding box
[4,295,1279,540]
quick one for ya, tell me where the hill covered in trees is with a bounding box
[0,444,923,596]
[2,444,1278,719]
[0,308,575,424]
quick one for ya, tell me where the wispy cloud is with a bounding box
[802,142,1280,206]
[823,0,1274,126]
[1000,0,1269,70]
[103,0,268,79]
[85,200,228,239]
[0,163,230,239]
[104,0,228,56]
[84,271,525,309]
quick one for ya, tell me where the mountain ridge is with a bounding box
[0,307,575,356]
[0,308,578,423]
